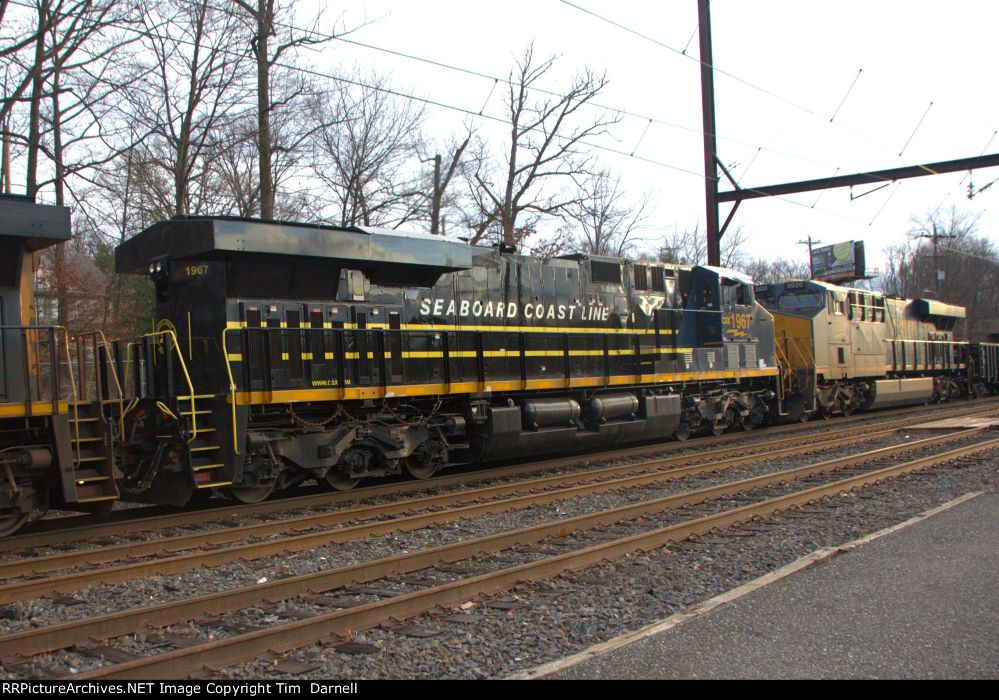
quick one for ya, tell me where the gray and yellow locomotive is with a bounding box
[755,279,995,419]
[112,215,779,504]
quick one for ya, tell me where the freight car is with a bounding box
[0,195,121,535]
[755,279,998,419]
[110,215,781,505]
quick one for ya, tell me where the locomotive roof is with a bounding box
[0,195,71,250]
[115,215,475,275]
[769,278,967,319]
[700,265,753,283]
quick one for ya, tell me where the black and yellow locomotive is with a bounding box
[111,215,780,505]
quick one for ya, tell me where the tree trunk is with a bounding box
[51,63,69,328]
[1,113,11,193]
[25,0,50,198]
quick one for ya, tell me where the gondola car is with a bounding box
[111,215,780,504]
[0,194,120,535]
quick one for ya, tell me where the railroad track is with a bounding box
[0,410,986,589]
[0,425,995,678]
[3,398,996,554]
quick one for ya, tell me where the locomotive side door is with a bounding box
[826,290,851,379]
[351,305,403,388]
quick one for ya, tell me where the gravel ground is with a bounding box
[0,420,902,562]
[0,429,955,637]
[0,429,994,678]
[219,448,998,680]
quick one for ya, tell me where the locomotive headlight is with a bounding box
[148,263,155,275]
[155,261,162,273]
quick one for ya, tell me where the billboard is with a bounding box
[811,240,866,281]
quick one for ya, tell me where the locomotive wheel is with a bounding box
[673,428,691,441]
[404,460,439,480]
[405,440,446,480]
[325,470,360,491]
[0,511,28,538]
[224,483,274,504]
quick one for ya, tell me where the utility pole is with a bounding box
[796,235,822,278]
[698,0,721,266]
[430,154,442,235]
[422,154,444,234]
[915,224,956,297]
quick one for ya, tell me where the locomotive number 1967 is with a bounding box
[184,264,210,277]
[723,312,752,330]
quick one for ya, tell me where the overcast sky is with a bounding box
[301,2,996,269]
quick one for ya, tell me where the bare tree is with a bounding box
[881,207,998,340]
[526,226,573,258]
[740,256,811,284]
[4,0,141,326]
[310,71,426,228]
[228,0,335,219]
[564,168,651,257]
[469,44,621,246]
[126,0,251,216]
[68,141,158,338]
[658,224,749,269]
[422,127,473,234]
[1,0,43,183]
[0,0,125,197]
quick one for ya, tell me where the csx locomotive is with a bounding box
[756,279,999,419]
[0,195,120,536]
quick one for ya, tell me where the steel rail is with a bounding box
[69,436,999,680]
[3,399,994,554]
[0,428,977,602]
[0,422,914,578]
[0,429,990,661]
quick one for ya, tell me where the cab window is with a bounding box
[736,284,751,306]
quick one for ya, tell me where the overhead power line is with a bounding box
[557,0,901,156]
[202,5,843,169]
[0,0,926,231]
[5,0,719,181]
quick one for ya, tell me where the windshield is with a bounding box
[778,292,823,311]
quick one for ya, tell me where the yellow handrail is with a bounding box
[141,329,199,444]
[773,338,792,398]
[221,327,239,454]
[52,326,81,466]
[74,330,126,440]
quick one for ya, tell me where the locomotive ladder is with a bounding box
[64,331,124,506]
[176,394,230,490]
[773,337,795,399]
